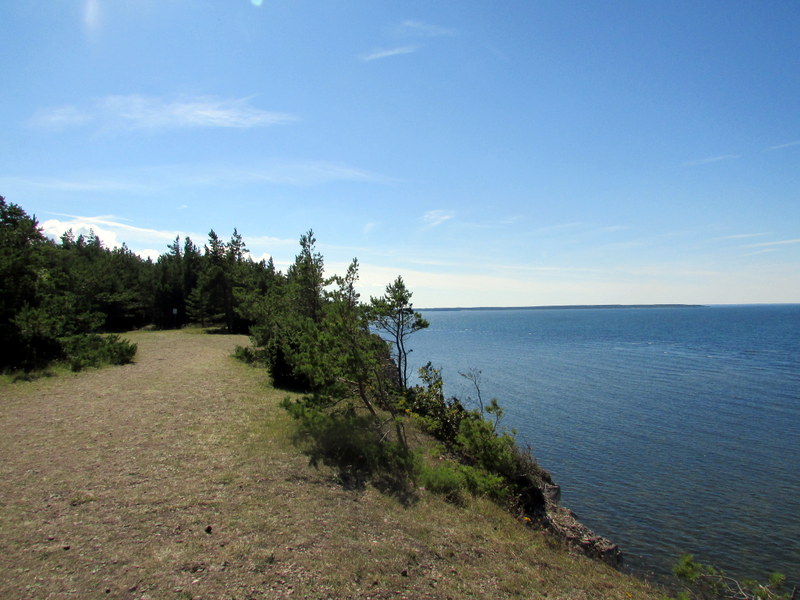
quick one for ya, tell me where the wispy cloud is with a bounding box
[533,222,630,237]
[397,20,455,38]
[222,161,387,186]
[359,19,454,63]
[422,209,454,228]
[745,238,800,248]
[743,248,777,257]
[1,160,387,194]
[98,95,295,130]
[714,232,769,241]
[245,234,297,248]
[83,0,101,33]
[0,175,152,194]
[29,95,296,132]
[767,140,800,151]
[359,45,419,62]
[681,154,741,167]
[28,106,92,130]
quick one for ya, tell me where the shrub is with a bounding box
[60,333,137,371]
[405,363,467,445]
[673,554,793,600]
[281,395,419,496]
[419,460,509,505]
[418,461,467,504]
[233,344,267,365]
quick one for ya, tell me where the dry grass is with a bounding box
[0,329,667,599]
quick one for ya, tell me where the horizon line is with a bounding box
[416,302,799,311]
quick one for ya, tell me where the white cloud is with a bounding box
[83,0,101,32]
[248,251,273,264]
[743,248,777,257]
[745,238,800,248]
[246,234,297,248]
[226,161,387,185]
[714,232,769,241]
[359,46,419,62]
[681,154,741,167]
[1,160,387,196]
[398,20,455,38]
[767,140,800,151]
[359,20,453,63]
[39,213,303,264]
[30,95,296,132]
[1,175,151,193]
[99,95,295,130]
[422,209,455,228]
[136,248,164,262]
[28,106,92,130]
[40,215,189,254]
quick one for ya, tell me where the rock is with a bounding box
[543,484,561,503]
[542,500,622,568]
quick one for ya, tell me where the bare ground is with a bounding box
[0,330,664,600]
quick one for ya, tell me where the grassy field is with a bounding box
[0,329,667,599]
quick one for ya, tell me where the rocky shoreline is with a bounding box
[526,482,622,568]
[543,485,622,567]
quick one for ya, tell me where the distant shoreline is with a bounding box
[420,304,705,312]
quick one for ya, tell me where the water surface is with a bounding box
[410,305,800,583]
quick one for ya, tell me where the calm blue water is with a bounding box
[410,304,800,584]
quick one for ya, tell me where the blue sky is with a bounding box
[2,1,799,307]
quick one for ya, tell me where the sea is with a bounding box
[409,304,800,586]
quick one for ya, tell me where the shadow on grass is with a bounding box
[284,400,420,506]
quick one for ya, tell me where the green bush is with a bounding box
[418,461,467,504]
[281,396,419,496]
[419,460,509,505]
[60,333,137,371]
[672,554,792,600]
[233,344,268,365]
[404,363,467,445]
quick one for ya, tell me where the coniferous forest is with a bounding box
[1,197,274,371]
